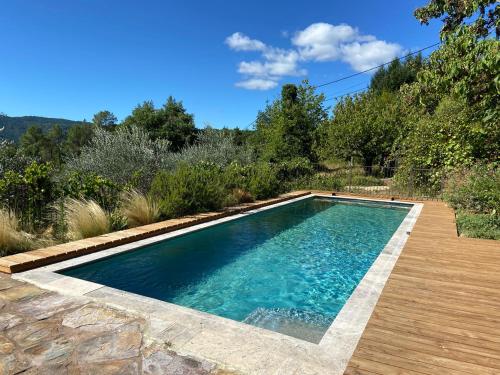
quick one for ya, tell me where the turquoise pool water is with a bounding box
[61,197,410,343]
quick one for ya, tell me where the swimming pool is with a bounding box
[60,196,410,343]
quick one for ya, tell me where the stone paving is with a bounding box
[0,273,224,375]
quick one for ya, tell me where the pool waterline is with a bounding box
[12,194,423,375]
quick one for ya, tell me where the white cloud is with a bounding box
[292,22,402,71]
[341,40,403,71]
[225,32,266,51]
[226,23,403,90]
[235,78,278,90]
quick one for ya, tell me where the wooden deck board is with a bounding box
[345,201,500,374]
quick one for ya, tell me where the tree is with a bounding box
[92,110,117,127]
[253,82,327,163]
[322,91,402,168]
[64,124,94,156]
[370,54,423,94]
[122,97,197,151]
[19,125,49,161]
[415,0,499,39]
[46,125,64,166]
[401,28,499,124]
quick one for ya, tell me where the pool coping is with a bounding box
[12,194,423,374]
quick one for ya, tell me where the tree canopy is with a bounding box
[122,97,197,151]
[253,82,327,163]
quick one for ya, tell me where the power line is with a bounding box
[314,42,441,89]
[325,87,368,102]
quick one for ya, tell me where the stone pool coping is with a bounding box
[0,191,311,274]
[11,194,423,374]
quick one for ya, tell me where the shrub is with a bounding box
[0,210,32,256]
[150,163,226,218]
[173,128,254,167]
[444,165,500,214]
[63,198,110,240]
[61,171,120,211]
[455,211,500,240]
[288,173,343,191]
[224,188,255,207]
[120,190,160,227]
[66,126,173,192]
[0,161,57,231]
[245,163,281,200]
[275,157,315,181]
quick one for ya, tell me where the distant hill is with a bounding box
[0,115,88,141]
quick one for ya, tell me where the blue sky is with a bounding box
[0,1,442,129]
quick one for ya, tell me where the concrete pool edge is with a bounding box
[12,194,423,374]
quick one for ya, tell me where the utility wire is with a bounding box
[325,87,368,102]
[313,42,441,89]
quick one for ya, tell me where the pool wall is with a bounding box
[12,194,423,375]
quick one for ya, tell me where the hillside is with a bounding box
[0,115,88,141]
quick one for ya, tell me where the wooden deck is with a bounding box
[345,201,500,375]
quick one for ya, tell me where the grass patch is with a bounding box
[0,210,33,256]
[63,198,110,240]
[455,211,500,240]
[121,190,160,228]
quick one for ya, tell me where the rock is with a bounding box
[62,304,133,332]
[0,277,19,291]
[142,344,216,375]
[75,323,142,363]
[0,284,47,302]
[0,335,14,355]
[76,358,141,375]
[16,293,81,320]
[6,320,60,350]
[25,335,74,367]
[0,312,23,330]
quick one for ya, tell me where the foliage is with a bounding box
[402,28,499,126]
[275,157,315,181]
[394,97,496,194]
[0,143,34,178]
[0,210,32,256]
[173,127,254,167]
[63,123,94,156]
[288,173,343,191]
[67,126,171,192]
[370,54,424,94]
[0,161,57,230]
[122,97,197,151]
[120,190,160,227]
[321,91,402,167]
[245,163,281,200]
[61,171,120,211]
[444,164,499,214]
[92,110,117,127]
[62,198,110,240]
[253,82,327,163]
[455,211,500,240]
[150,163,226,218]
[415,0,498,39]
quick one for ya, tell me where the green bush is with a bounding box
[275,157,315,181]
[287,173,343,191]
[245,163,281,200]
[0,161,57,230]
[150,163,226,218]
[455,211,500,240]
[61,172,120,211]
[444,165,500,214]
